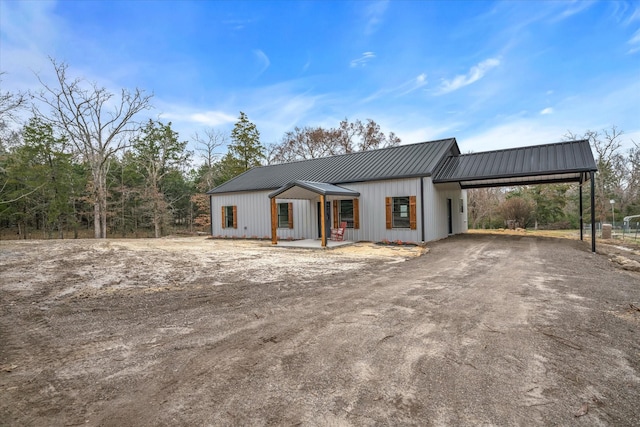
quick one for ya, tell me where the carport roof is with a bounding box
[433,139,597,188]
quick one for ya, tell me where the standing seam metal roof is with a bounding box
[433,140,597,186]
[208,138,459,194]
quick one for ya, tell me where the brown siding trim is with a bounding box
[409,196,417,230]
[385,197,392,229]
[353,198,360,229]
[232,205,237,229]
[288,202,293,229]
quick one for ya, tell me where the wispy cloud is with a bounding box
[253,49,270,76]
[362,72,427,103]
[363,0,389,35]
[540,107,554,115]
[550,0,595,22]
[398,73,428,96]
[628,29,640,54]
[437,58,501,95]
[350,51,376,68]
[160,110,237,127]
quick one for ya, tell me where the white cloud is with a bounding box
[253,49,270,76]
[398,73,428,96]
[628,29,640,53]
[551,1,594,22]
[540,107,554,115]
[363,0,389,35]
[437,58,501,94]
[350,51,376,68]
[160,110,237,127]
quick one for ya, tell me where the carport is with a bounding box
[433,139,599,252]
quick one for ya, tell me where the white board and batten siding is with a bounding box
[210,191,317,239]
[423,178,468,241]
[210,177,468,243]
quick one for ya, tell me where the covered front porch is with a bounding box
[274,238,355,249]
[269,180,360,247]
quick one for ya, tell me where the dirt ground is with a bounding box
[1,234,639,426]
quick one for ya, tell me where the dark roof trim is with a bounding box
[268,180,360,199]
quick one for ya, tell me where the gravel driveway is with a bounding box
[1,234,638,426]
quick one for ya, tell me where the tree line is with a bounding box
[0,60,399,239]
[2,60,637,239]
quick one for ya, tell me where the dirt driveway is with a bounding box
[1,234,638,426]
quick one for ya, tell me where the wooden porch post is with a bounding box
[320,195,327,247]
[271,197,277,245]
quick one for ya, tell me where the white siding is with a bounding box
[210,192,318,240]
[423,179,468,241]
[210,177,467,243]
[342,179,422,243]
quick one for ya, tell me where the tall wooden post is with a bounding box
[590,171,596,253]
[320,195,327,247]
[271,197,277,245]
[579,176,583,241]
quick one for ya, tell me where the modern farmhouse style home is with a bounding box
[207,138,598,249]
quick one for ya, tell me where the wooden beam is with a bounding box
[579,176,583,241]
[320,195,327,247]
[271,197,277,245]
[591,171,596,253]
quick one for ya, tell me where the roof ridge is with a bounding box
[259,138,457,168]
[458,139,589,157]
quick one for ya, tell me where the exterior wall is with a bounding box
[210,191,319,240]
[423,179,468,241]
[341,178,422,243]
[210,177,467,243]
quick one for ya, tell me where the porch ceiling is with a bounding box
[269,180,360,200]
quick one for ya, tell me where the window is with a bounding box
[393,197,411,228]
[221,205,237,229]
[332,199,359,229]
[339,200,354,228]
[385,196,416,230]
[277,202,293,228]
[460,199,464,213]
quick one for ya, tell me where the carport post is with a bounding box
[591,171,596,253]
[270,197,277,245]
[579,177,583,241]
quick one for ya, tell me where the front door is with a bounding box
[317,201,331,238]
[447,198,453,234]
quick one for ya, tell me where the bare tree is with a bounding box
[467,187,504,228]
[192,128,226,191]
[193,128,226,169]
[270,118,401,164]
[500,197,534,229]
[564,126,626,223]
[0,72,27,125]
[32,59,152,238]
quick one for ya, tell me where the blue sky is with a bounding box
[1,0,639,156]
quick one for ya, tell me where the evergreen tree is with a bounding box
[227,112,264,175]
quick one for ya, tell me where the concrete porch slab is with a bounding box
[274,239,354,249]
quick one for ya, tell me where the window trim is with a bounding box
[221,205,237,229]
